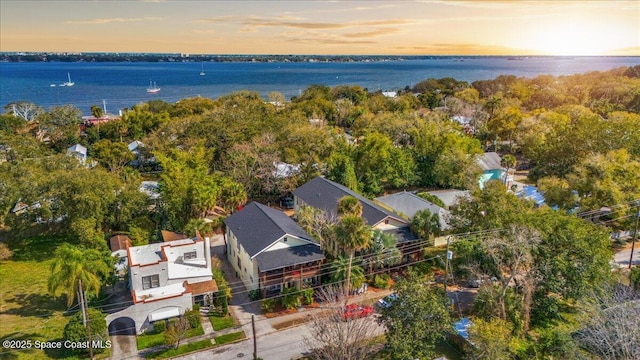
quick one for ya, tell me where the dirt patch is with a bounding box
[264,308,298,318]
[272,315,312,330]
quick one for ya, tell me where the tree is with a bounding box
[378,273,452,360]
[329,256,365,291]
[164,316,191,349]
[3,101,43,121]
[363,230,401,273]
[410,209,440,241]
[63,308,108,355]
[575,285,640,360]
[334,213,370,296]
[48,244,111,307]
[91,139,135,173]
[468,317,514,360]
[303,285,379,360]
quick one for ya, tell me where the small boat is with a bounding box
[146,81,160,93]
[60,73,74,87]
[199,63,206,76]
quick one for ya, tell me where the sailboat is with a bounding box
[60,73,74,87]
[146,81,160,93]
[199,63,206,76]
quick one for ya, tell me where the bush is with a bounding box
[193,303,200,311]
[262,298,276,313]
[281,287,301,310]
[185,309,201,329]
[373,274,391,289]
[153,320,166,333]
[248,289,262,301]
[63,308,108,355]
[302,288,314,305]
[630,267,640,290]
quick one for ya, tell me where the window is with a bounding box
[237,256,241,269]
[184,251,197,260]
[142,274,160,290]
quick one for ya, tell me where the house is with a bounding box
[127,140,144,155]
[273,161,301,179]
[476,152,513,189]
[139,181,160,200]
[426,189,470,209]
[223,202,325,297]
[115,233,217,334]
[375,191,451,231]
[67,143,87,164]
[292,176,417,258]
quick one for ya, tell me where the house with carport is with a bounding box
[224,202,325,297]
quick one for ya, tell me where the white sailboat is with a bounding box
[146,81,160,93]
[199,63,206,76]
[60,73,74,87]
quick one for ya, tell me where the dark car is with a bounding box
[343,304,374,320]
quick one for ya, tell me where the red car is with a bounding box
[343,304,374,320]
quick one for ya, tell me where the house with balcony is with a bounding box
[107,233,217,334]
[223,202,325,297]
[291,176,417,259]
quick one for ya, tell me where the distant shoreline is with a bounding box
[1,53,637,64]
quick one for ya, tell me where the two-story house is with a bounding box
[112,233,217,334]
[291,176,417,260]
[224,202,325,297]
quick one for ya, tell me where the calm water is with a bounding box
[1,57,638,115]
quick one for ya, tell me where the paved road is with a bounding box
[614,244,639,268]
[174,316,386,360]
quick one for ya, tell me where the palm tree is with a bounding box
[501,154,516,187]
[334,215,370,297]
[330,256,365,290]
[365,230,401,273]
[410,209,441,241]
[90,105,104,140]
[337,196,362,217]
[48,243,111,308]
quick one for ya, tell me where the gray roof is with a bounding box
[67,143,87,156]
[376,191,451,230]
[427,189,470,209]
[476,152,504,171]
[255,244,325,272]
[224,202,315,258]
[382,227,419,244]
[376,191,442,219]
[292,176,406,226]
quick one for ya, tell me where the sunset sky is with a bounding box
[1,0,638,56]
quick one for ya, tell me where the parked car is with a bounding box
[376,293,398,309]
[467,276,497,288]
[343,304,374,320]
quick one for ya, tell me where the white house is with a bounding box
[67,143,87,164]
[106,233,217,334]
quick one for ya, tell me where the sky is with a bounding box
[1,0,638,56]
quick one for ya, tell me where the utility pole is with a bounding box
[78,280,94,360]
[443,237,452,301]
[629,203,640,269]
[252,315,257,360]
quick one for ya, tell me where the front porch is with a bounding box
[259,261,323,298]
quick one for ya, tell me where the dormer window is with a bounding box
[184,251,197,260]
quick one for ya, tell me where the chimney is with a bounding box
[204,236,212,271]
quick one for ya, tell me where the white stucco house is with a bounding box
[106,233,217,334]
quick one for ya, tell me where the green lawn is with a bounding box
[137,324,204,350]
[145,339,213,359]
[209,314,236,331]
[0,236,75,360]
[214,331,246,345]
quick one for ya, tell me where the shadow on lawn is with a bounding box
[2,293,66,318]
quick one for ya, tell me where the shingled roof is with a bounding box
[292,176,406,226]
[223,202,316,258]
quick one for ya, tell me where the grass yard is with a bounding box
[137,324,204,350]
[0,236,75,360]
[145,339,213,359]
[213,331,246,345]
[208,314,236,331]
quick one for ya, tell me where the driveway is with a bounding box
[613,242,639,268]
